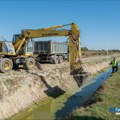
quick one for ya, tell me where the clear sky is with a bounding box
[0,0,120,50]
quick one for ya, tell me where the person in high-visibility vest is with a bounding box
[109,57,118,73]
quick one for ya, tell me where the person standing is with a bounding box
[109,57,118,73]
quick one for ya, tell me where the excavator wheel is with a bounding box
[0,58,13,73]
[23,57,35,70]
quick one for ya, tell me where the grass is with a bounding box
[70,68,120,120]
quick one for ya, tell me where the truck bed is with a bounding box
[33,40,68,54]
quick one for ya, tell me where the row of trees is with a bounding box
[81,47,120,52]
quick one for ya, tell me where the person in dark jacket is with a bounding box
[109,57,118,73]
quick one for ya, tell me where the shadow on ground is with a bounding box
[40,76,65,98]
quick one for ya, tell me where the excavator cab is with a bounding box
[12,34,20,44]
[12,34,33,56]
[0,41,15,55]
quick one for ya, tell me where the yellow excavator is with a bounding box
[0,22,84,75]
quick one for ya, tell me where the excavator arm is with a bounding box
[13,25,69,54]
[13,23,83,74]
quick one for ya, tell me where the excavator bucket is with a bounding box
[73,72,90,87]
[70,67,90,87]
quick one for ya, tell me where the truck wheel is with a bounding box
[24,57,35,70]
[52,55,58,64]
[0,58,13,73]
[58,56,63,63]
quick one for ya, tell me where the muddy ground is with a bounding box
[0,54,120,119]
